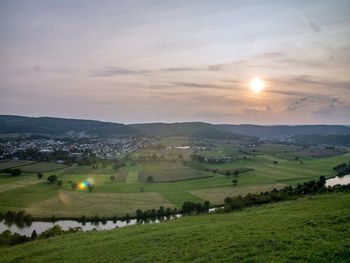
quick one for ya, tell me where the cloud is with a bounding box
[295,9,321,33]
[286,97,310,111]
[171,82,218,89]
[285,96,349,115]
[94,67,151,76]
[269,75,350,91]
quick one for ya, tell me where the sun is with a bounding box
[249,78,265,93]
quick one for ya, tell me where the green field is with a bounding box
[1,192,349,262]
[0,141,349,218]
[0,160,36,170]
[138,160,212,182]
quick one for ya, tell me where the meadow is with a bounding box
[1,192,349,262]
[0,140,349,218]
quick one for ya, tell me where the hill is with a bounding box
[1,115,349,141]
[1,192,349,262]
[131,122,251,140]
[217,124,350,138]
[0,115,138,137]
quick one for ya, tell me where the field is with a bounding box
[1,192,349,262]
[26,190,174,217]
[19,162,67,173]
[0,160,67,173]
[138,160,211,182]
[0,160,36,170]
[0,140,349,218]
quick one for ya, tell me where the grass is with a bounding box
[26,190,175,217]
[1,192,349,262]
[0,183,58,212]
[0,160,36,170]
[19,162,67,173]
[139,160,211,182]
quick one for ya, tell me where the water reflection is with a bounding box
[0,215,181,237]
[326,174,350,187]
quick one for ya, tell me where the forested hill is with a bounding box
[1,115,349,140]
[130,122,251,140]
[0,115,138,137]
[0,116,252,140]
[216,124,350,137]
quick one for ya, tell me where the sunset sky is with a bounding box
[1,0,350,124]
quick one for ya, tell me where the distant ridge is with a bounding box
[0,115,137,137]
[216,124,350,137]
[0,115,349,139]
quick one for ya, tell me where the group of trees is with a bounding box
[0,210,33,228]
[46,174,63,188]
[135,206,178,221]
[0,230,31,246]
[2,168,22,176]
[112,159,126,170]
[333,162,350,176]
[47,174,57,183]
[181,201,210,215]
[190,154,206,163]
[0,225,83,247]
[223,176,349,212]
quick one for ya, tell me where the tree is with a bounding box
[11,168,22,176]
[136,209,143,220]
[110,175,116,182]
[57,180,63,188]
[31,230,37,240]
[233,170,240,177]
[232,178,238,186]
[71,182,77,190]
[47,175,58,184]
[87,184,94,192]
[37,173,43,180]
[146,176,154,183]
[318,175,326,187]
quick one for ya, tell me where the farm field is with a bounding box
[138,160,212,182]
[26,190,175,217]
[0,160,36,170]
[0,141,349,218]
[19,162,67,173]
[1,192,349,262]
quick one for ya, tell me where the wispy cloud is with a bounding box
[94,67,151,76]
[295,9,321,33]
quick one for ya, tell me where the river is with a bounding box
[325,174,350,187]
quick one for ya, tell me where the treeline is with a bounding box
[333,162,350,176]
[135,201,211,221]
[0,225,82,247]
[135,207,179,221]
[223,176,350,212]
[182,201,210,215]
[0,211,33,227]
[1,168,22,176]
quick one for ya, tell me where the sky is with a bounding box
[0,0,350,124]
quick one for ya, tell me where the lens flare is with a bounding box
[87,177,95,186]
[78,181,88,190]
[77,179,95,191]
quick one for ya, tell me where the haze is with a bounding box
[1,0,350,124]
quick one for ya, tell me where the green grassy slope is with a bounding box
[1,192,349,263]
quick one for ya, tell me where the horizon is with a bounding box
[1,114,349,126]
[1,0,350,124]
